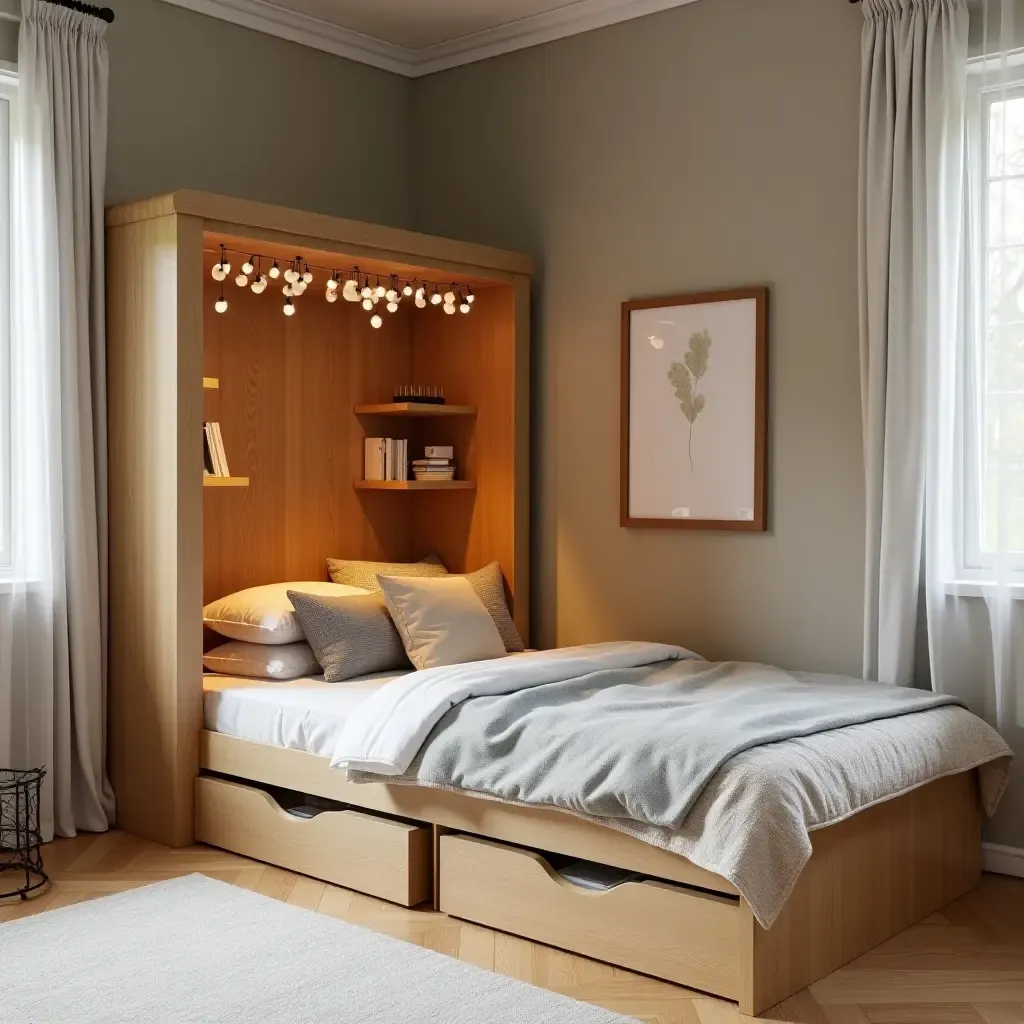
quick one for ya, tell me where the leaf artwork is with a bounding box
[668,330,712,471]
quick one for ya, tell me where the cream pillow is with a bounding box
[203,582,370,644]
[202,640,321,680]
[378,575,506,671]
[326,554,448,592]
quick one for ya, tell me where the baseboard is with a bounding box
[983,842,1024,878]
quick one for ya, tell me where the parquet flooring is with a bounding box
[3,831,1024,1023]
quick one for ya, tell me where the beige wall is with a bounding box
[412,0,866,675]
[100,0,410,222]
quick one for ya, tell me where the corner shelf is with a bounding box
[354,403,476,418]
[204,476,249,488]
[203,377,220,390]
[355,480,476,492]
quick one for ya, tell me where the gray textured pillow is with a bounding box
[287,590,410,682]
[326,553,448,592]
[458,562,524,653]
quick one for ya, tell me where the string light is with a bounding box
[207,246,477,325]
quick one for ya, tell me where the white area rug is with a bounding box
[0,875,635,1023]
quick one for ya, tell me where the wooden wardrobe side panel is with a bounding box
[107,212,204,848]
[202,275,414,604]
[409,285,527,640]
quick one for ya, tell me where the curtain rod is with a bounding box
[42,0,114,22]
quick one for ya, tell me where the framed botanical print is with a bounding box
[620,287,768,531]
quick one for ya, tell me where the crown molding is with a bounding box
[157,0,700,78]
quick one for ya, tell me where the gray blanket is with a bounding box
[367,658,963,831]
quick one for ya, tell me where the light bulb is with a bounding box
[370,314,383,329]
[221,261,231,276]
[284,268,299,284]
[215,297,228,313]
[430,291,442,306]
[211,264,226,282]
[387,301,399,313]
[269,262,281,279]
[459,301,470,314]
[444,290,456,305]
[283,283,293,297]
[415,294,426,308]
[326,290,338,304]
[362,298,373,311]
[283,300,295,316]
[444,303,456,315]
[466,290,474,304]
[235,273,248,287]
[251,275,267,294]
[375,283,386,298]
[361,284,373,299]
[302,270,313,284]
[403,283,413,297]
[343,280,360,302]
[293,280,307,295]
[385,289,398,302]
[242,259,254,275]
[326,277,339,292]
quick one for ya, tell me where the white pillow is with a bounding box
[203,582,369,644]
[202,640,321,680]
[378,575,506,671]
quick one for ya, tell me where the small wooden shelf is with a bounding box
[204,476,249,488]
[354,403,477,418]
[355,480,476,492]
[203,377,220,390]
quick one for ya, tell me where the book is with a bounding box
[204,422,229,476]
[412,458,452,467]
[211,422,231,477]
[364,438,385,481]
[424,445,454,460]
[203,425,216,475]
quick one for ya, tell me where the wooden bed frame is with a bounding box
[106,192,984,1019]
[199,729,983,1017]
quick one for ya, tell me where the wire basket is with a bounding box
[0,768,47,900]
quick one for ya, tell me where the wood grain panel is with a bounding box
[409,284,526,638]
[440,833,740,1000]
[195,776,432,906]
[742,770,983,1015]
[202,260,413,605]
[107,212,204,848]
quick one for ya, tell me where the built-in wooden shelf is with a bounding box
[203,476,249,488]
[355,480,476,492]
[203,377,220,390]
[354,403,477,417]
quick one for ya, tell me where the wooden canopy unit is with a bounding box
[106,191,531,849]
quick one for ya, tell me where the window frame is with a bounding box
[960,60,1024,581]
[0,65,13,575]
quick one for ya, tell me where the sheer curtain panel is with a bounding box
[0,0,113,839]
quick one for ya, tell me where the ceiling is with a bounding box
[159,0,700,77]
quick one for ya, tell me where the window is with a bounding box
[0,69,12,573]
[962,62,1024,579]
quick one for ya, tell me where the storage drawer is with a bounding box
[196,776,431,906]
[439,833,739,999]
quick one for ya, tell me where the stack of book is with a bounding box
[203,422,232,477]
[412,445,455,482]
[364,438,408,482]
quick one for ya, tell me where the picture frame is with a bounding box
[620,287,768,531]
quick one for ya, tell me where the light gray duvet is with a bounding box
[342,646,1013,927]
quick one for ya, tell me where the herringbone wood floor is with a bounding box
[3,831,1024,1024]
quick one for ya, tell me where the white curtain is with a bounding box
[859,0,970,688]
[0,0,113,840]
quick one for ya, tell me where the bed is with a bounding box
[197,647,1012,1016]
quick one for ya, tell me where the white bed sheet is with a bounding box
[203,670,409,759]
